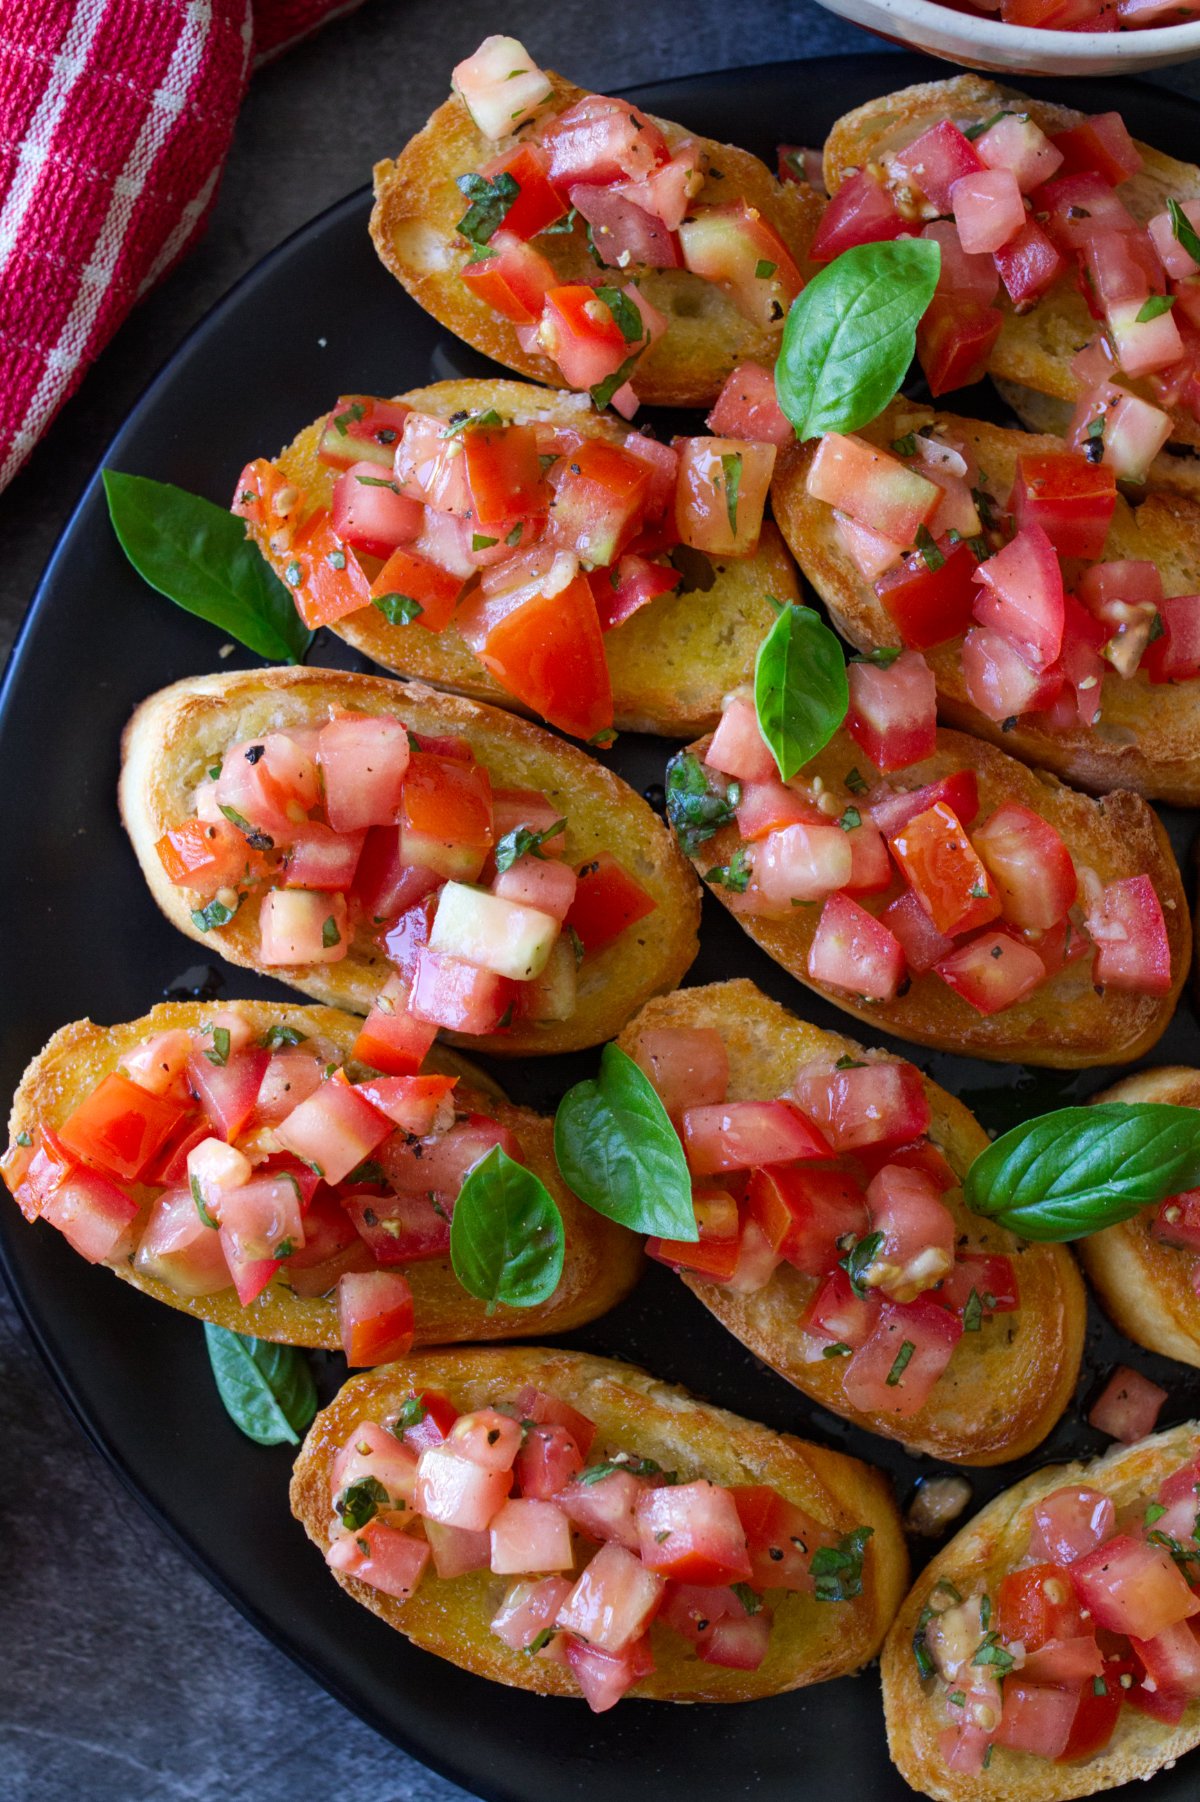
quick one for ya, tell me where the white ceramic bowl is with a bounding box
[816,0,1200,76]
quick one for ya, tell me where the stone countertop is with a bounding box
[2,5,1199,1798]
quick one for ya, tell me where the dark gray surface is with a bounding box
[2,4,1200,1798]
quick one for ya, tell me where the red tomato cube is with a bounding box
[337,1269,414,1365]
[846,650,937,773]
[1088,1365,1168,1442]
[808,891,907,1003]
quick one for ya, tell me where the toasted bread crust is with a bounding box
[250,378,799,738]
[1079,1066,1200,1369]
[677,727,1188,1068]
[616,981,1086,1465]
[772,398,1200,806]
[824,75,1200,450]
[6,1002,641,1347]
[370,75,825,409]
[118,666,700,1055]
[290,1345,909,1701]
[881,1423,1200,1800]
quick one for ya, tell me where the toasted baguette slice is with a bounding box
[247,378,798,738]
[881,1422,1200,1800]
[1076,1066,1200,1369]
[119,666,699,1056]
[824,75,1200,449]
[370,74,823,410]
[7,1002,641,1348]
[772,398,1200,805]
[616,981,1086,1465]
[675,728,1187,1068]
[290,1345,909,1701]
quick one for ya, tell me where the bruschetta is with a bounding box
[820,74,1200,453]
[119,666,699,1057]
[289,1345,909,1707]
[369,35,823,412]
[1073,1066,1200,1371]
[232,377,798,740]
[668,694,1187,1068]
[615,980,1086,1464]
[1,1001,640,1351]
[881,1421,1200,1798]
[771,399,1200,806]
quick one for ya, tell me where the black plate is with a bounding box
[3,51,1200,1802]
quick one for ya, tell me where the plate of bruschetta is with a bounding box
[7,41,1200,1802]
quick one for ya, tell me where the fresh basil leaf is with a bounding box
[103,471,313,664]
[495,819,567,872]
[594,286,645,344]
[964,1103,1200,1241]
[810,1526,873,1602]
[191,896,239,933]
[665,750,740,857]
[336,1474,389,1530]
[554,1043,695,1240]
[373,593,424,626]
[774,238,941,441]
[449,1145,564,1311]
[203,1323,317,1446]
[455,170,520,245]
[754,602,849,781]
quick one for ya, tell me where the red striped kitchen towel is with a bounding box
[0,0,363,493]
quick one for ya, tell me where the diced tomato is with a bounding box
[1022,1637,1103,1686]
[326,1517,430,1601]
[994,218,1067,309]
[950,169,1026,256]
[315,713,410,834]
[1143,593,1200,684]
[232,456,294,524]
[316,396,411,472]
[1107,294,1184,381]
[565,852,656,954]
[542,94,668,186]
[997,1562,1089,1649]
[58,1072,192,1183]
[343,1191,450,1264]
[1030,1486,1117,1566]
[281,825,363,892]
[478,142,568,239]
[682,1099,830,1176]
[661,1581,748,1647]
[936,1252,1019,1319]
[1068,380,1171,485]
[961,625,1063,723]
[513,1423,584,1501]
[992,1683,1078,1761]
[674,437,775,558]
[800,1265,881,1349]
[352,976,437,1077]
[1132,1621,1200,1702]
[1052,115,1142,187]
[844,818,892,895]
[730,1485,829,1592]
[274,1073,390,1185]
[888,802,1001,938]
[808,171,907,263]
[259,890,350,965]
[646,1228,740,1284]
[558,1542,665,1654]
[1059,1673,1122,1764]
[380,1115,519,1196]
[589,554,679,632]
[41,1166,139,1264]
[841,1296,963,1419]
[869,771,980,837]
[332,1419,419,1511]
[616,139,705,232]
[790,1059,931,1153]
[284,513,372,629]
[568,181,680,269]
[808,892,907,1003]
[1072,1535,1200,1640]
[833,512,905,583]
[558,1467,643,1550]
[874,538,980,652]
[133,1185,230,1295]
[846,649,937,772]
[916,298,1004,397]
[331,464,422,559]
[706,362,793,446]
[489,1496,574,1574]
[935,928,1046,1015]
[565,1635,654,1714]
[463,566,613,741]
[1011,452,1116,562]
[1150,201,1200,280]
[751,821,854,912]
[1083,874,1173,996]
[281,1197,369,1298]
[922,219,999,307]
[549,438,650,565]
[806,434,938,545]
[632,1026,729,1117]
[369,547,462,633]
[705,695,776,785]
[1038,174,1137,257]
[735,778,821,843]
[459,229,557,325]
[972,523,1064,672]
[698,1612,772,1671]
[397,1389,460,1454]
[892,121,985,214]
[219,1175,305,1264]
[1088,1365,1167,1442]
[677,203,803,331]
[398,751,493,881]
[513,1387,596,1458]
[747,1165,867,1274]
[865,1163,956,1302]
[976,113,1064,192]
[537,284,630,391]
[880,890,953,974]
[971,803,1077,932]
[635,1481,751,1585]
[155,817,268,898]
[492,1575,574,1651]
[338,1267,414,1366]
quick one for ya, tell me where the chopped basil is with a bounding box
[190,897,238,933]
[260,1024,307,1050]
[962,1287,983,1333]
[190,1174,219,1231]
[886,1340,916,1386]
[590,348,643,413]
[204,1026,231,1068]
[472,534,498,552]
[838,807,861,832]
[505,522,524,547]
[835,1055,866,1069]
[455,170,520,246]
[1093,1676,1107,1697]
[539,207,578,236]
[914,524,944,573]
[567,925,585,967]
[352,475,400,491]
[219,803,274,853]
[322,915,341,949]
[444,407,504,438]
[963,109,1013,141]
[373,593,424,627]
[346,1159,386,1186]
[15,1131,32,1149]
[949,1690,966,1708]
[972,1632,1015,1674]
[851,645,902,668]
[274,1237,294,1260]
[891,433,918,457]
[593,286,645,344]
[494,818,567,872]
[1169,198,1200,268]
[704,845,752,892]
[336,1474,389,1531]
[391,1395,427,1434]
[208,764,222,781]
[731,1582,763,1615]
[578,1456,673,1485]
[721,452,742,537]
[1137,294,1174,323]
[840,1229,884,1298]
[755,259,777,280]
[334,401,366,434]
[968,880,989,899]
[810,1525,873,1602]
[1145,1502,1168,1527]
[845,767,869,795]
[665,750,741,857]
[822,1341,852,1357]
[527,1627,556,1654]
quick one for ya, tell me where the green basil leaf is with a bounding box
[103,471,313,664]
[774,238,941,441]
[754,602,849,781]
[449,1145,564,1311]
[554,1043,695,1240]
[203,1323,317,1446]
[455,170,520,245]
[964,1103,1200,1241]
